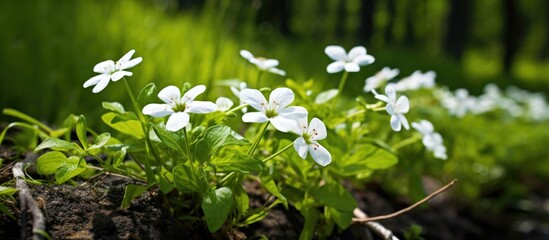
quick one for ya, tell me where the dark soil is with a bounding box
[1,149,548,239]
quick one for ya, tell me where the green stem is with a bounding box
[392,134,422,150]
[182,127,193,163]
[247,122,270,156]
[226,104,249,115]
[122,78,145,122]
[262,142,293,163]
[255,70,263,89]
[331,71,349,109]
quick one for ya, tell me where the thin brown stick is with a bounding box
[353,178,458,223]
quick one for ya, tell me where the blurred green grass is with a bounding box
[2,0,548,126]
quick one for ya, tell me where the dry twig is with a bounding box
[13,160,46,240]
[353,178,458,223]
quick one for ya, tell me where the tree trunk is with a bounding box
[443,0,472,60]
[359,0,375,44]
[502,0,524,73]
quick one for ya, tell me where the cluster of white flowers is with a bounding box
[436,84,549,121]
[412,120,447,160]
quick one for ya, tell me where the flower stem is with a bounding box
[262,142,293,163]
[226,104,249,115]
[331,71,349,109]
[247,122,270,156]
[392,134,422,150]
[182,127,193,163]
[122,78,145,122]
[254,70,264,89]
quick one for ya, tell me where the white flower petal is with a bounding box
[182,85,206,102]
[118,49,135,64]
[308,142,331,166]
[269,116,298,132]
[240,89,268,111]
[158,85,181,105]
[166,112,190,132]
[396,96,410,113]
[92,78,111,93]
[390,114,401,131]
[422,135,437,149]
[325,45,347,61]
[242,112,269,123]
[278,106,308,120]
[348,46,366,60]
[269,87,294,111]
[142,103,173,117]
[93,60,115,73]
[240,50,254,60]
[119,57,142,70]
[83,74,109,88]
[308,118,327,140]
[344,62,360,72]
[216,97,234,111]
[187,101,217,113]
[397,113,410,130]
[372,89,390,103]
[287,117,307,135]
[293,137,308,159]
[254,59,279,70]
[111,71,133,81]
[268,67,286,76]
[385,84,397,102]
[327,61,345,73]
[353,55,375,66]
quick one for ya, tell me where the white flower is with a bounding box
[230,82,248,113]
[84,49,143,93]
[363,67,400,92]
[442,89,475,117]
[393,70,436,91]
[142,85,217,131]
[372,84,410,131]
[215,97,234,112]
[412,120,447,160]
[239,87,307,132]
[240,50,286,76]
[325,45,375,73]
[289,117,331,166]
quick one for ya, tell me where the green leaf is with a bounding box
[102,102,125,114]
[152,125,186,155]
[55,156,87,184]
[137,83,157,107]
[327,206,353,229]
[194,125,249,164]
[76,115,88,150]
[314,181,357,212]
[120,184,148,208]
[362,146,398,169]
[0,204,15,220]
[298,207,319,240]
[0,186,17,196]
[260,170,288,209]
[332,144,398,177]
[201,187,234,232]
[35,137,79,152]
[173,164,207,195]
[37,151,67,175]
[211,150,264,173]
[112,147,127,168]
[158,168,175,194]
[102,112,144,139]
[87,132,111,151]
